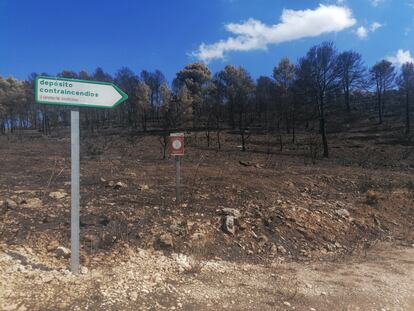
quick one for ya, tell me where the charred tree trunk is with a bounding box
[406,89,411,135]
[344,85,351,113]
[318,94,329,158]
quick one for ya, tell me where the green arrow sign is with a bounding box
[35,76,128,109]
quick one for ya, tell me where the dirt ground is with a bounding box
[1,242,414,311]
[0,119,413,310]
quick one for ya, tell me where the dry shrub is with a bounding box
[304,133,321,165]
[183,233,212,274]
[270,264,300,301]
[358,174,376,193]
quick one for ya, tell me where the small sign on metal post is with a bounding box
[169,133,185,203]
[35,76,128,274]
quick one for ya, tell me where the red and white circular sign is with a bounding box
[169,133,185,156]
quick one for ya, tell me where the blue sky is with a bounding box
[1,0,413,82]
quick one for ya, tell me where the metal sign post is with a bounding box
[169,133,185,204]
[175,156,181,204]
[70,108,80,273]
[35,76,128,274]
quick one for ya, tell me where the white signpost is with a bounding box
[169,133,185,204]
[35,76,128,273]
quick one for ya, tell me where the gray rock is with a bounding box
[55,246,71,259]
[336,208,350,218]
[114,182,127,189]
[129,291,138,301]
[158,233,174,248]
[47,240,60,252]
[5,199,18,209]
[49,192,67,200]
[24,198,43,208]
[222,215,236,235]
[221,208,241,219]
[80,266,88,275]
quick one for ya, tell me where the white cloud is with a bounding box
[370,22,382,31]
[370,0,383,7]
[387,49,414,66]
[192,5,356,62]
[356,26,368,39]
[356,22,382,39]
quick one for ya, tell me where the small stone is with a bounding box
[129,291,138,301]
[321,291,327,296]
[222,215,236,235]
[238,222,247,230]
[24,198,43,208]
[2,304,18,311]
[174,254,193,272]
[283,301,292,307]
[221,208,241,219]
[158,233,174,248]
[257,235,269,246]
[80,266,88,275]
[270,244,278,254]
[114,182,127,189]
[138,184,150,191]
[57,302,69,309]
[310,308,316,311]
[5,199,18,209]
[17,305,28,311]
[47,240,60,252]
[277,245,287,254]
[55,246,71,259]
[107,181,115,187]
[49,191,67,200]
[336,209,350,218]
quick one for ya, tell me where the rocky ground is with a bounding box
[0,118,413,310]
[1,242,414,310]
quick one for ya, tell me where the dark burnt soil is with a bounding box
[0,124,413,267]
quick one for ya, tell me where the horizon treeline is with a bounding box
[0,41,413,158]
